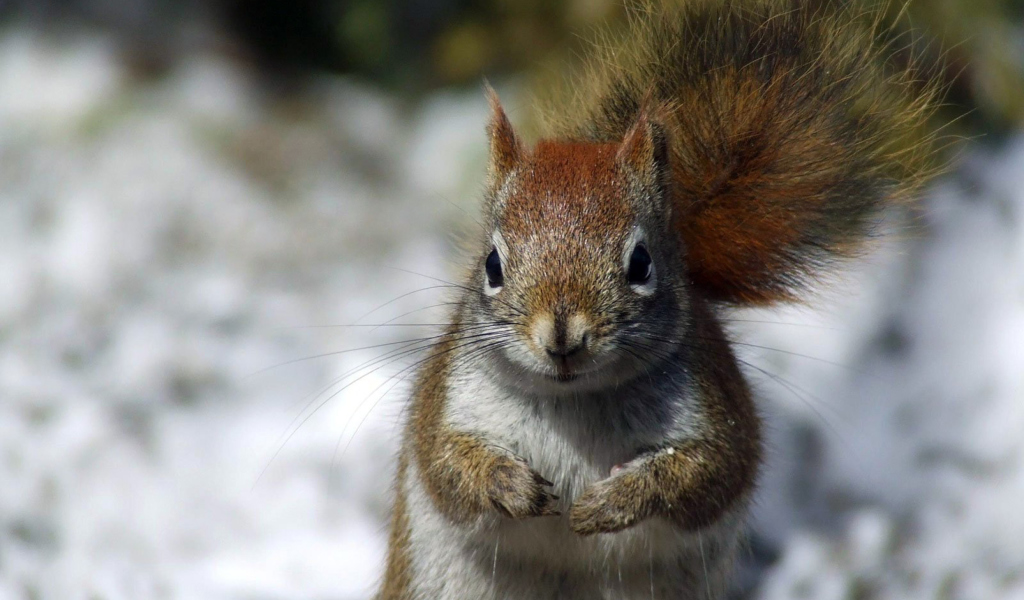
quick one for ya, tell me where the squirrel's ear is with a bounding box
[484,85,524,185]
[617,113,669,187]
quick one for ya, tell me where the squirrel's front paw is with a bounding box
[488,456,560,519]
[570,466,652,535]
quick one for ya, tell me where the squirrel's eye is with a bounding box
[485,248,503,288]
[627,244,653,285]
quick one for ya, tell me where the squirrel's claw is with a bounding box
[569,468,651,536]
[534,472,555,487]
[488,456,560,519]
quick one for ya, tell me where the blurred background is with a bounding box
[1,1,1023,599]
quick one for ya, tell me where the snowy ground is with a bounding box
[1,29,1023,600]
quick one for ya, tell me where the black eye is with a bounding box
[627,244,652,284]
[485,248,503,288]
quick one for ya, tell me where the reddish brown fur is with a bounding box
[668,74,867,303]
[537,0,942,305]
[504,141,631,232]
[485,85,524,185]
[377,454,412,600]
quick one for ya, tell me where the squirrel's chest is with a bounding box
[445,368,697,503]
[419,367,712,577]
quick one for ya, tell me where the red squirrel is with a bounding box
[378,1,941,597]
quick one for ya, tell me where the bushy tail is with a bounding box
[536,0,944,305]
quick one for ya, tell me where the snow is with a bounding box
[744,143,1024,599]
[1,28,1022,600]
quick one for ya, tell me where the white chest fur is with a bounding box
[400,350,741,598]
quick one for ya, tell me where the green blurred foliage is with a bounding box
[290,0,1022,137]
[5,0,1020,137]
[872,0,1024,139]
[219,0,621,91]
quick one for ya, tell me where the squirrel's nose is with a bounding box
[533,313,591,360]
[545,334,588,359]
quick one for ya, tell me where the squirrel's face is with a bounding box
[466,93,689,393]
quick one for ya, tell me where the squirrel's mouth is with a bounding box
[547,371,580,383]
[545,360,599,382]
[546,355,587,382]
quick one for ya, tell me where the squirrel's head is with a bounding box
[464,90,691,394]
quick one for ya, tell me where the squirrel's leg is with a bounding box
[423,429,561,519]
[569,435,756,535]
[409,337,561,522]
[414,421,561,521]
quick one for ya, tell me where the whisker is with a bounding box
[384,266,529,319]
[717,317,844,331]
[287,300,461,330]
[255,324,514,487]
[618,332,849,435]
[351,284,454,324]
[615,321,863,375]
[732,356,849,446]
[335,336,513,464]
[244,336,442,379]
[367,302,463,333]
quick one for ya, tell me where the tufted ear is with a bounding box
[617,111,670,188]
[484,84,524,186]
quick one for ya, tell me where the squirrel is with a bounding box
[377,0,940,598]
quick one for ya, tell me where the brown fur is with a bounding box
[501,140,632,236]
[485,84,525,186]
[536,0,943,304]
[377,454,412,600]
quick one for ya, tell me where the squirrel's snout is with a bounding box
[544,335,587,359]
[532,313,592,362]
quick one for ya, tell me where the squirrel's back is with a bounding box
[537,0,942,305]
